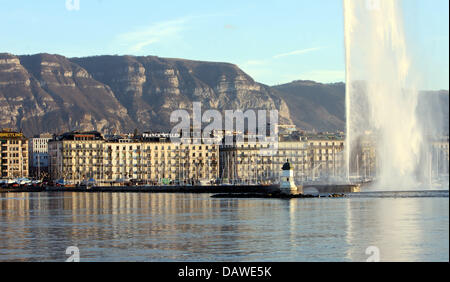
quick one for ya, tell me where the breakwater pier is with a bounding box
[0,183,361,196]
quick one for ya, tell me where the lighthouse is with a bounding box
[279,159,302,195]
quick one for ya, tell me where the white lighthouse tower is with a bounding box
[279,159,302,195]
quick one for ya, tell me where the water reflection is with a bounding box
[0,192,447,262]
[344,197,449,261]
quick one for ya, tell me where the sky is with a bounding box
[0,0,448,90]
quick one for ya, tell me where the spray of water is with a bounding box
[343,0,437,189]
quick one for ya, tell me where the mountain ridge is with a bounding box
[0,53,292,135]
[0,53,448,136]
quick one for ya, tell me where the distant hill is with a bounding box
[271,80,346,132]
[272,80,449,134]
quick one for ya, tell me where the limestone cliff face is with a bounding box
[0,53,133,135]
[0,53,292,136]
[72,55,292,131]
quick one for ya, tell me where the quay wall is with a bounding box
[1,184,360,194]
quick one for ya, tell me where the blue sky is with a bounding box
[1,0,448,89]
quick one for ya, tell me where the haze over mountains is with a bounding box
[0,53,448,136]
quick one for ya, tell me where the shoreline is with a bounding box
[0,184,280,194]
[0,183,361,194]
[0,183,363,194]
[0,185,347,199]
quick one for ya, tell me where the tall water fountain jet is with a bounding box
[343,0,433,189]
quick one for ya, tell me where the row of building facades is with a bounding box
[1,127,449,185]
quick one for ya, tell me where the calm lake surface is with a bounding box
[0,191,448,262]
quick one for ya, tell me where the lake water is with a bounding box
[0,191,448,262]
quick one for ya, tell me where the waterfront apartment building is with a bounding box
[219,132,345,184]
[219,141,309,184]
[306,135,346,180]
[102,138,219,184]
[29,133,53,178]
[429,136,449,177]
[347,134,450,180]
[48,131,219,185]
[0,129,29,179]
[49,131,105,184]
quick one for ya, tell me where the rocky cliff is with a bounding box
[71,55,292,131]
[0,53,291,136]
[0,53,133,135]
